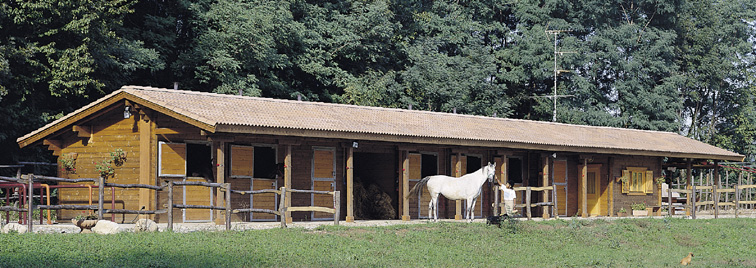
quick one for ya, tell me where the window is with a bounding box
[158,141,212,180]
[230,145,278,179]
[621,167,653,195]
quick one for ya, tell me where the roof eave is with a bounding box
[215,124,745,161]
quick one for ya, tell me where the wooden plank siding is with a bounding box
[57,109,141,222]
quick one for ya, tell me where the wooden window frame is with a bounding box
[622,167,653,195]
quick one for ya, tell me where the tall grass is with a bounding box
[1,217,755,267]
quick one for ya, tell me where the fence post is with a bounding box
[27,174,33,232]
[668,184,673,216]
[713,181,719,219]
[167,180,173,231]
[552,184,558,218]
[735,184,740,218]
[493,185,500,216]
[333,191,340,226]
[526,187,532,220]
[98,177,105,220]
[225,183,231,231]
[279,187,287,228]
[691,184,697,219]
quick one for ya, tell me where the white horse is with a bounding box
[408,162,496,222]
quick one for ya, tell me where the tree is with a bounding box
[0,0,162,164]
[675,0,756,159]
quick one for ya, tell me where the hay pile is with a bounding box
[354,180,396,220]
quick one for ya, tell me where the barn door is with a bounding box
[312,148,336,220]
[554,160,568,216]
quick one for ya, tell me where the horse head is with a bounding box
[485,162,496,182]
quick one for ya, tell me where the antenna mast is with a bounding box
[545,29,575,122]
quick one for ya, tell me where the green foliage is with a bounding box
[631,202,647,210]
[95,149,127,178]
[0,219,755,267]
[2,0,756,163]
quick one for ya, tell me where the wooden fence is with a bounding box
[670,183,756,219]
[494,185,556,220]
[0,174,340,232]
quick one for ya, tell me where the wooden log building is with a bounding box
[17,86,744,223]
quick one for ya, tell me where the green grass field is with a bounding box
[1,217,755,267]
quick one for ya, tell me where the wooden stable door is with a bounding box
[312,148,336,220]
[580,164,604,216]
[407,153,432,219]
[252,179,277,220]
[554,160,568,216]
[184,177,213,222]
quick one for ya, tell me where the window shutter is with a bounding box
[159,142,186,176]
[230,146,254,177]
[645,170,654,194]
[621,169,630,194]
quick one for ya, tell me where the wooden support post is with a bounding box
[284,145,292,224]
[98,177,105,220]
[334,191,341,225]
[138,110,153,220]
[167,180,173,231]
[225,183,231,230]
[686,159,692,216]
[345,147,354,222]
[542,155,550,219]
[401,151,410,221]
[501,157,507,210]
[214,141,226,225]
[455,152,462,220]
[279,187,287,228]
[525,186,532,220]
[608,157,614,217]
[581,159,588,218]
[714,160,719,219]
[27,175,33,232]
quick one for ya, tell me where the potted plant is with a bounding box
[95,149,127,178]
[59,153,77,174]
[617,207,628,217]
[631,203,648,217]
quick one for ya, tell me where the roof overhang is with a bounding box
[214,124,746,161]
[17,90,217,148]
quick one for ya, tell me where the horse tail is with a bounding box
[406,176,431,199]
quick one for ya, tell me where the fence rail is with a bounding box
[667,183,756,219]
[3,173,343,232]
[494,185,556,220]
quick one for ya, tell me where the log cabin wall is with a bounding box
[57,108,141,222]
[610,155,662,214]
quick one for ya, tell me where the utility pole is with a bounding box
[545,29,575,122]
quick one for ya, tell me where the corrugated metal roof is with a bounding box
[18,85,745,161]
